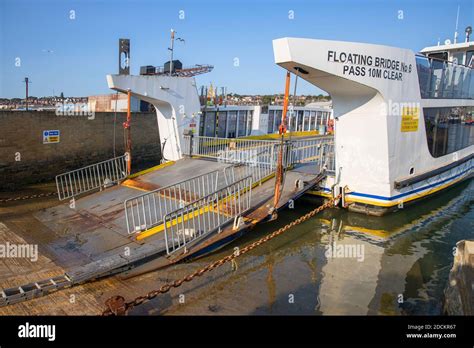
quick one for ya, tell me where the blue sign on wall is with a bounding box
[43,130,60,144]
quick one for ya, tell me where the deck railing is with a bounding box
[55,154,128,201]
[163,175,252,255]
[291,137,332,164]
[184,134,335,174]
[319,142,335,174]
[183,135,279,160]
[124,170,222,235]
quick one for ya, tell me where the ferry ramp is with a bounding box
[0,135,334,307]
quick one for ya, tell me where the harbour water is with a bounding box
[160,179,473,315]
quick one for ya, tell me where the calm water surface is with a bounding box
[162,179,473,315]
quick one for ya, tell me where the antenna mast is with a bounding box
[454,5,460,43]
[169,29,175,77]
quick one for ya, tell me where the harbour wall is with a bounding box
[443,240,474,315]
[0,111,162,190]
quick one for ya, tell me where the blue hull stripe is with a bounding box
[321,164,473,202]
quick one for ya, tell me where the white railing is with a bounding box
[183,135,279,160]
[55,155,128,201]
[320,142,335,174]
[291,138,333,164]
[163,175,252,255]
[185,134,335,174]
[124,170,222,234]
[222,143,294,186]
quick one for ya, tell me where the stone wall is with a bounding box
[0,111,161,190]
[443,240,474,315]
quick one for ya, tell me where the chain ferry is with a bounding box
[273,27,474,215]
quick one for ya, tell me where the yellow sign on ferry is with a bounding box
[400,107,419,132]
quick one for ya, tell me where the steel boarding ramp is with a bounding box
[1,137,334,306]
[0,170,327,307]
[0,167,249,306]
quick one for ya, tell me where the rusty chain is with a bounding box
[102,194,341,316]
[0,191,57,203]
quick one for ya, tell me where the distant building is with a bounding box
[87,93,151,112]
[200,104,333,138]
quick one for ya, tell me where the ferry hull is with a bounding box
[308,161,473,216]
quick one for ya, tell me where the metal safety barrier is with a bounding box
[124,170,222,234]
[163,175,252,255]
[55,154,128,201]
[185,135,295,185]
[183,135,279,160]
[184,135,335,172]
[320,142,336,174]
[222,143,293,186]
[291,138,331,164]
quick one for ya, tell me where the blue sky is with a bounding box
[0,0,473,98]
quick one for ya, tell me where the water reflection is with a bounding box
[164,179,473,315]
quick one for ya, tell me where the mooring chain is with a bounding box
[0,191,58,203]
[102,195,341,316]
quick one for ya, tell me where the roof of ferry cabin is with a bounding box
[420,40,474,54]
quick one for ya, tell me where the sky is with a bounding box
[0,0,473,98]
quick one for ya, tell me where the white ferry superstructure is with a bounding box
[273,29,473,215]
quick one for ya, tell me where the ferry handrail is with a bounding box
[186,134,335,172]
[124,169,222,235]
[55,154,128,201]
[183,135,280,159]
[163,175,253,255]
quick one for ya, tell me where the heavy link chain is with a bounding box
[0,191,57,203]
[102,195,341,316]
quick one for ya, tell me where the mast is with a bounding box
[169,29,175,76]
[454,5,460,44]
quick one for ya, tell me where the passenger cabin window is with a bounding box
[203,111,216,137]
[467,50,474,68]
[227,111,237,138]
[217,111,227,138]
[274,110,282,132]
[416,55,474,99]
[452,52,464,65]
[237,111,247,137]
[427,52,448,61]
[247,110,253,135]
[423,106,474,157]
[267,110,275,133]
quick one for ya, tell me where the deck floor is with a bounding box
[0,157,323,315]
